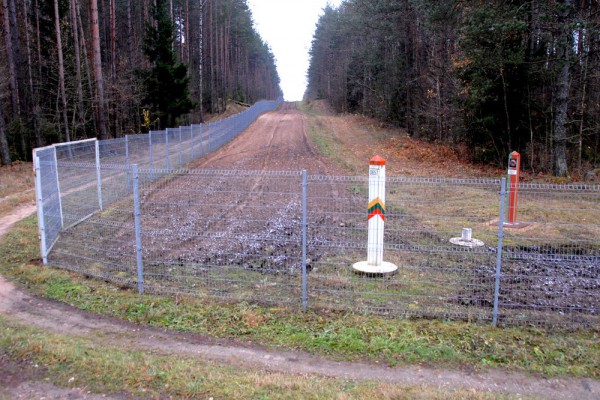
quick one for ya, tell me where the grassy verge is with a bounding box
[1,217,598,381]
[0,162,33,198]
[1,317,517,400]
[0,162,35,219]
[298,101,362,174]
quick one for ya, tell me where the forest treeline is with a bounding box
[307,0,599,176]
[0,0,281,165]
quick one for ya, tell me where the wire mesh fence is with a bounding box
[32,102,600,328]
[33,97,282,260]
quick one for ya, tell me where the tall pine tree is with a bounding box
[140,0,195,129]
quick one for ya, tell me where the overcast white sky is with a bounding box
[247,0,344,101]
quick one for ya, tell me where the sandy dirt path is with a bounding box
[1,104,599,399]
[0,204,36,238]
[190,102,341,174]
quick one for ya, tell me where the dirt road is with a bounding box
[190,102,341,174]
[1,104,599,399]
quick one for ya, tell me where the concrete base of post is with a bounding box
[352,261,398,275]
[449,228,485,248]
[449,237,485,248]
[502,222,530,229]
[490,220,531,229]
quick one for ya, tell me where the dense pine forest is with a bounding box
[0,0,281,165]
[307,0,600,176]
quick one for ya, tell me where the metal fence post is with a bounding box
[191,125,195,161]
[34,154,48,264]
[301,170,308,310]
[95,139,103,211]
[125,135,131,192]
[178,127,183,168]
[149,131,154,180]
[199,123,204,156]
[493,177,507,326]
[52,146,64,229]
[165,130,171,172]
[132,164,144,295]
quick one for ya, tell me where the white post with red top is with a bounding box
[353,156,398,274]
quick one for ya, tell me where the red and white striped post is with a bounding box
[506,151,521,225]
[353,156,398,274]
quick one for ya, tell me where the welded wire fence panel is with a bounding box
[137,169,304,306]
[34,147,62,256]
[33,96,600,328]
[34,97,282,272]
[49,164,138,287]
[304,175,367,311]
[305,176,501,322]
[497,183,600,327]
[56,141,101,228]
[39,163,600,328]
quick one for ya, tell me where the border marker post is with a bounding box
[507,151,520,225]
[353,156,398,274]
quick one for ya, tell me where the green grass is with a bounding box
[1,216,599,381]
[0,317,518,400]
[298,101,361,174]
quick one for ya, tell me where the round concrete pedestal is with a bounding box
[352,261,398,275]
[449,237,485,248]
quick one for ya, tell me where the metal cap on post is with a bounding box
[353,156,398,275]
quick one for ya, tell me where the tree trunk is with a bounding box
[90,0,108,139]
[552,0,572,177]
[198,0,206,121]
[2,0,20,118]
[75,0,96,135]
[126,0,133,66]
[184,0,189,64]
[54,0,71,143]
[0,104,10,165]
[35,0,42,79]
[209,0,215,112]
[577,17,589,174]
[110,0,116,80]
[70,0,85,135]
[22,0,41,147]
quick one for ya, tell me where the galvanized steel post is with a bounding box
[301,170,308,310]
[178,127,183,168]
[34,154,48,264]
[199,123,204,156]
[149,131,154,180]
[190,125,196,160]
[132,164,144,295]
[95,139,103,211]
[493,178,507,326]
[165,130,171,172]
[52,146,64,229]
[125,135,131,192]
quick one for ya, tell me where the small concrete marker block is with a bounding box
[450,228,484,248]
